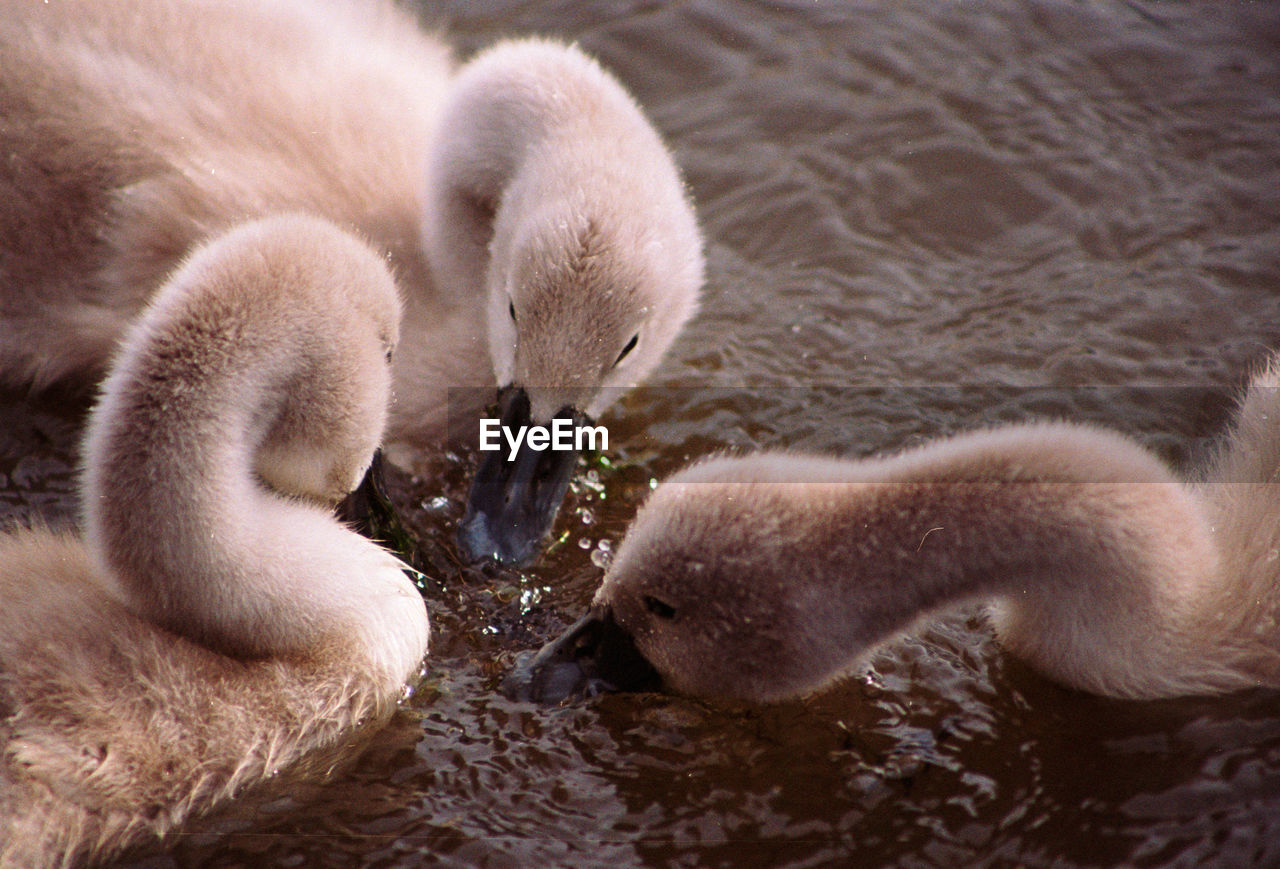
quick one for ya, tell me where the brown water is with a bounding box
[5,0,1280,865]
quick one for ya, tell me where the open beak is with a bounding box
[501,605,662,704]
[457,386,584,566]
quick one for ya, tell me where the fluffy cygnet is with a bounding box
[517,356,1280,704]
[0,0,704,564]
[0,215,429,866]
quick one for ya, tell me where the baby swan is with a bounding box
[426,38,705,565]
[518,358,1280,705]
[0,0,704,565]
[0,215,430,866]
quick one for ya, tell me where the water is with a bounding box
[5,0,1280,865]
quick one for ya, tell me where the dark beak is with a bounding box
[501,605,662,704]
[457,386,584,566]
[337,450,419,560]
[337,449,389,537]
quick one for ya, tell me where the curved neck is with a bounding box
[79,222,427,685]
[676,424,1228,699]
[826,426,1223,696]
[419,42,655,310]
[83,312,315,657]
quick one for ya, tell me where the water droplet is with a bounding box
[578,537,593,550]
[590,543,614,570]
[860,670,886,698]
[519,587,542,610]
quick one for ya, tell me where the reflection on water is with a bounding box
[5,0,1280,865]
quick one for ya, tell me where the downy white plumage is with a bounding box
[522,357,1280,704]
[0,0,704,562]
[0,216,430,866]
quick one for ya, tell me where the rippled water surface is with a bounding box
[5,0,1280,865]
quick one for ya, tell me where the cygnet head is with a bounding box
[228,217,402,507]
[85,213,402,520]
[510,420,1252,705]
[508,456,862,705]
[437,39,704,566]
[80,214,425,674]
[596,471,837,702]
[485,173,702,425]
[464,171,702,566]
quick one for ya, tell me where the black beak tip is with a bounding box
[457,508,541,567]
[500,649,584,703]
[336,449,389,537]
[502,608,663,705]
[455,388,586,566]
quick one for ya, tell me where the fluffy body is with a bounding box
[0,0,703,466]
[595,358,1280,703]
[0,216,430,866]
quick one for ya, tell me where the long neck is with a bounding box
[80,292,423,685]
[83,315,301,652]
[419,41,663,310]
[684,424,1232,699]
[397,47,608,448]
[829,425,1228,697]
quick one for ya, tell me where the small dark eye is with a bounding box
[508,299,517,322]
[385,348,394,363]
[614,332,639,367]
[644,595,676,619]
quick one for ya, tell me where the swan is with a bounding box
[0,0,704,565]
[514,356,1280,705]
[0,214,430,866]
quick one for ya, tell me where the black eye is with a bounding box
[644,595,676,619]
[614,332,639,367]
[385,348,394,363]
[508,299,517,322]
